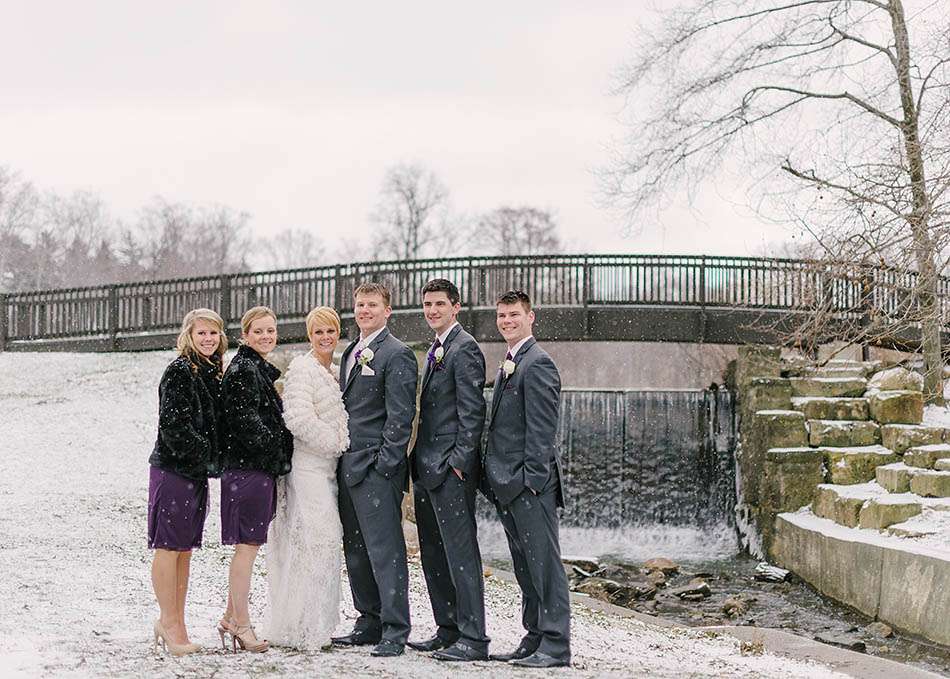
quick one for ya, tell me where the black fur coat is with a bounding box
[149,354,222,480]
[219,344,293,477]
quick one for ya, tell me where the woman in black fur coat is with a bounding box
[217,305,293,653]
[147,308,226,656]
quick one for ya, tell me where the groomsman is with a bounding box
[333,282,418,657]
[484,290,571,668]
[407,278,490,661]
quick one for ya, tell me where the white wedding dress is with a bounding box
[265,352,349,650]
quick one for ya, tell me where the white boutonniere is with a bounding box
[357,348,374,366]
[434,346,445,363]
[502,359,516,378]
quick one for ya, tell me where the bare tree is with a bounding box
[605,0,950,402]
[0,167,39,292]
[42,190,113,287]
[477,206,564,256]
[255,227,326,270]
[371,163,454,260]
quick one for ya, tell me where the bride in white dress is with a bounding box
[265,306,349,650]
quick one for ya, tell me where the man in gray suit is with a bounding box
[407,278,489,662]
[332,282,418,657]
[484,289,571,668]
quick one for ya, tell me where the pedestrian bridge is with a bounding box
[2,254,946,352]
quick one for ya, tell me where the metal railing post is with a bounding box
[0,293,7,352]
[699,256,707,343]
[108,285,119,350]
[219,275,232,325]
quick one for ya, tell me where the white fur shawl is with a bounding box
[281,352,349,459]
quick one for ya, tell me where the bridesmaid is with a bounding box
[148,308,226,656]
[218,306,293,653]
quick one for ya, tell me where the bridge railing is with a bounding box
[2,254,948,347]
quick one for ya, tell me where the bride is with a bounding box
[265,306,349,650]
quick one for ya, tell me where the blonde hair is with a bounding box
[240,305,277,337]
[306,306,341,336]
[354,282,391,307]
[176,308,227,364]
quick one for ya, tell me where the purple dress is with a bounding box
[220,470,276,545]
[147,466,209,551]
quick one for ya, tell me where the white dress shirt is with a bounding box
[345,326,386,379]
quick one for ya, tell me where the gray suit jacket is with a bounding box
[410,325,486,490]
[485,337,565,506]
[339,327,418,488]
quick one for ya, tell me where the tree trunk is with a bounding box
[890,0,943,403]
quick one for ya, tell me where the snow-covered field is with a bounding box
[0,351,845,678]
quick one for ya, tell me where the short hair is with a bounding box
[421,278,460,306]
[354,282,391,307]
[240,305,277,336]
[176,308,227,365]
[496,289,532,312]
[305,306,341,336]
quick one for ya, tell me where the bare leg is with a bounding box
[176,552,193,643]
[228,544,261,627]
[151,549,189,645]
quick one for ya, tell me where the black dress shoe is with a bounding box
[331,631,381,647]
[489,645,535,662]
[509,651,570,668]
[370,640,405,657]
[407,635,455,652]
[432,642,489,662]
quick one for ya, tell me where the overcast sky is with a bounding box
[1,1,776,258]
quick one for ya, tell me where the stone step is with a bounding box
[859,496,923,529]
[807,419,880,447]
[817,445,900,485]
[875,462,915,493]
[812,483,882,527]
[805,366,867,379]
[789,377,868,398]
[937,459,950,472]
[909,470,950,497]
[903,444,950,469]
[868,390,924,425]
[880,424,947,454]
[791,397,869,421]
[866,366,924,393]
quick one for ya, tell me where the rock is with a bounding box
[789,377,868,398]
[903,444,950,469]
[936,459,950,471]
[864,622,894,639]
[561,555,600,572]
[646,570,667,587]
[608,585,639,607]
[737,345,781,388]
[814,633,867,653]
[880,424,946,454]
[644,557,679,574]
[632,584,657,601]
[867,367,924,392]
[671,580,711,601]
[875,463,913,493]
[808,419,880,447]
[868,390,924,425]
[721,597,749,617]
[763,447,825,512]
[743,377,793,418]
[791,397,869,421]
[818,445,899,484]
[572,577,622,602]
[859,497,922,529]
[754,562,790,582]
[909,470,950,497]
[781,355,813,377]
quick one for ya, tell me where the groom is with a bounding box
[333,282,418,657]
[407,278,489,661]
[484,290,571,668]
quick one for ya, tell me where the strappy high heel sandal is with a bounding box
[153,619,201,656]
[216,618,235,650]
[230,623,269,653]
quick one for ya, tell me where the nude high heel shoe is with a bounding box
[216,618,234,650]
[153,620,201,656]
[230,623,269,653]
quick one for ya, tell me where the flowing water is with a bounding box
[477,387,950,676]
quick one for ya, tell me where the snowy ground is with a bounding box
[0,351,846,678]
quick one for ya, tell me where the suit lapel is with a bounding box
[341,327,389,397]
[421,324,462,395]
[490,337,536,424]
[340,339,359,393]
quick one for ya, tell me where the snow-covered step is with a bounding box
[875,462,915,493]
[859,496,923,529]
[903,444,950,469]
[909,470,950,498]
[791,397,869,421]
[880,424,946,454]
[937,459,950,472]
[812,483,883,528]
[817,445,900,485]
[804,366,867,379]
[807,419,880,447]
[788,377,867,398]
[868,390,924,425]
